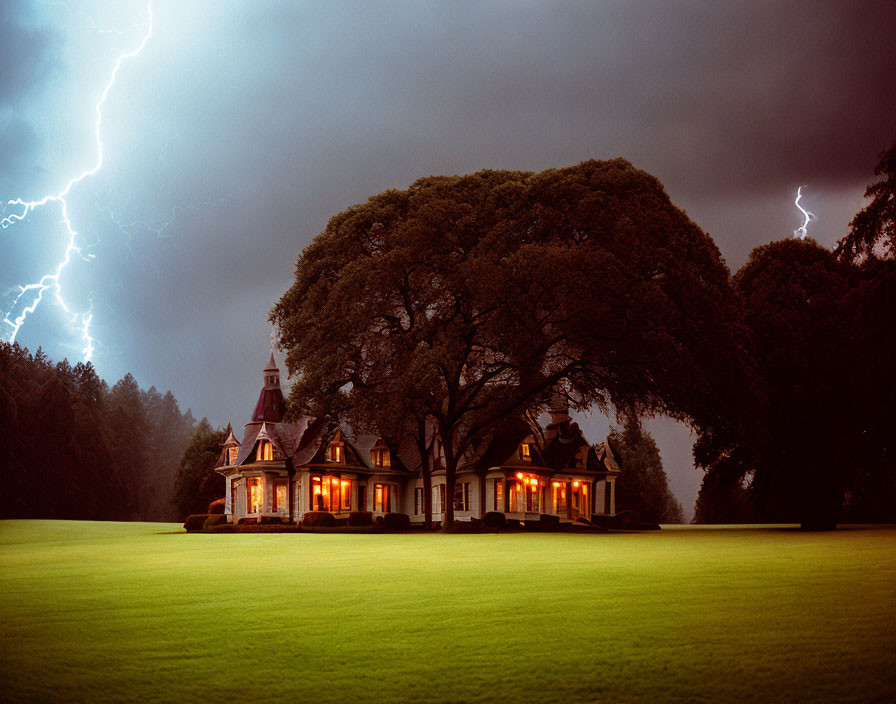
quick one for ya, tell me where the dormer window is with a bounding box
[227,446,239,465]
[372,449,391,467]
[330,444,343,463]
[257,440,273,461]
[521,443,531,459]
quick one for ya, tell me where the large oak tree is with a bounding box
[273,160,759,529]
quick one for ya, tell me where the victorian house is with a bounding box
[215,351,619,525]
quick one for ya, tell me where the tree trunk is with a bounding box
[441,426,457,532]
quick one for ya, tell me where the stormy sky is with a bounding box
[3,0,894,518]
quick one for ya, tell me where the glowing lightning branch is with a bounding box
[793,185,816,240]
[1,3,153,360]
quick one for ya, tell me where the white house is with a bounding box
[215,350,619,525]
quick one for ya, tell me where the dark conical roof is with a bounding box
[252,348,284,422]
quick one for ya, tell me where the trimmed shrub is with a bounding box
[183,514,217,532]
[382,512,411,530]
[207,497,226,514]
[237,517,258,526]
[483,511,507,528]
[348,511,373,526]
[202,514,228,531]
[301,511,337,527]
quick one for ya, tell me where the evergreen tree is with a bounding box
[609,417,684,524]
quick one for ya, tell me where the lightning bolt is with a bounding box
[793,185,816,240]
[1,2,154,360]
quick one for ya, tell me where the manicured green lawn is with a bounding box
[0,521,894,704]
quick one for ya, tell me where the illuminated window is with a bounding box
[256,440,273,461]
[372,449,391,467]
[521,444,530,459]
[227,446,238,465]
[552,482,567,515]
[507,481,518,512]
[247,477,263,513]
[526,480,541,512]
[330,444,343,463]
[312,475,351,512]
[454,482,471,511]
[374,483,391,512]
[494,479,504,511]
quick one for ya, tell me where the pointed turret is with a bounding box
[252,348,284,422]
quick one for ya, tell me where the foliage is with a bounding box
[2,520,896,704]
[733,239,854,529]
[172,420,226,520]
[0,343,195,521]
[273,159,759,530]
[609,417,684,524]
[836,138,896,262]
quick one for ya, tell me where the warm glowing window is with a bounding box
[312,475,351,512]
[374,483,391,513]
[552,482,567,514]
[257,440,273,461]
[494,479,504,511]
[521,444,530,458]
[372,449,391,467]
[227,446,238,465]
[330,444,343,463]
[508,481,521,512]
[526,479,541,512]
[454,482,471,511]
[247,477,263,513]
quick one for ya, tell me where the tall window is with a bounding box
[433,484,444,514]
[330,444,343,463]
[227,446,239,465]
[454,482,470,511]
[526,481,541,512]
[273,480,288,513]
[312,475,351,512]
[372,449,391,467]
[415,487,424,515]
[552,482,567,515]
[374,483,391,512]
[256,440,273,461]
[494,479,504,511]
[247,477,263,513]
[508,481,521,513]
[521,443,531,459]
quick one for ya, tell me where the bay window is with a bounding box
[311,475,352,512]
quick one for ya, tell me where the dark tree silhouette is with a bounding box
[836,138,896,263]
[734,239,853,529]
[273,160,760,530]
[609,417,684,524]
[172,420,226,520]
[0,343,195,521]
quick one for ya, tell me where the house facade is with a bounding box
[215,351,619,525]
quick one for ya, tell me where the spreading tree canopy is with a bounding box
[733,239,854,529]
[273,159,760,528]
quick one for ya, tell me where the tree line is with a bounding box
[0,343,212,521]
[273,140,896,530]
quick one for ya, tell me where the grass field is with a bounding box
[1,521,894,704]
